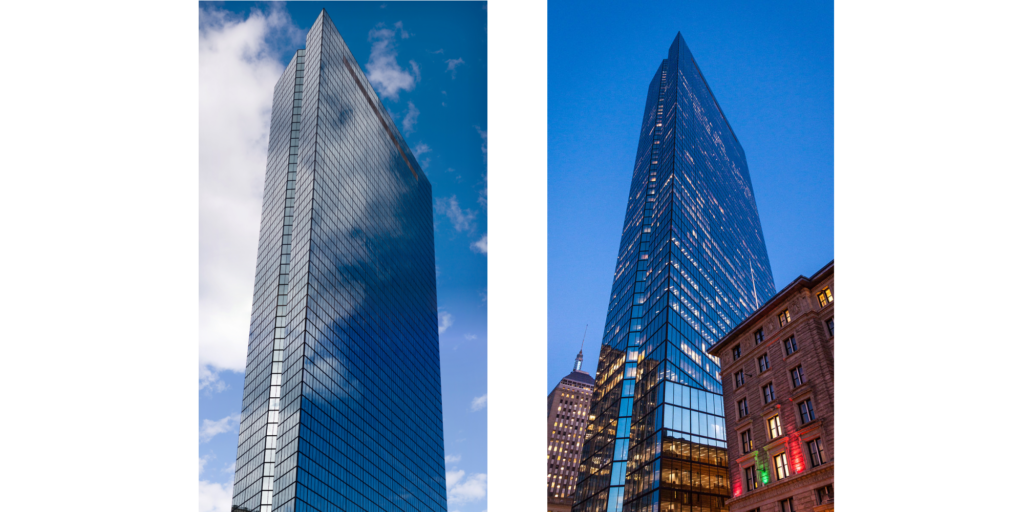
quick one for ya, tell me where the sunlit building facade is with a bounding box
[572,33,775,512]
[230,10,446,512]
[707,261,834,512]
[548,350,597,512]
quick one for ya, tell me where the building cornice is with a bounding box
[709,260,833,358]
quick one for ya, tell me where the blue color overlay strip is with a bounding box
[831,0,1024,321]
[485,3,548,512]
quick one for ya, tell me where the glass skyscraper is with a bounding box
[572,34,775,512]
[231,10,446,512]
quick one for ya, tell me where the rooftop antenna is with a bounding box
[574,324,588,372]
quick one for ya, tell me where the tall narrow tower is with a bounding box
[547,350,596,512]
[572,34,775,512]
[231,10,446,512]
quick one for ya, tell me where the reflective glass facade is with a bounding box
[232,10,446,512]
[572,34,774,512]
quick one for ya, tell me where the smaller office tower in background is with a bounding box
[547,350,596,512]
[708,261,834,512]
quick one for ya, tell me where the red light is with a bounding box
[789,436,805,473]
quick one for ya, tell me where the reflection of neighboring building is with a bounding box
[708,261,834,512]
[548,350,596,512]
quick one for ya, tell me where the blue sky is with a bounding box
[198,3,487,511]
[547,0,834,388]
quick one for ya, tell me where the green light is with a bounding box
[751,449,770,485]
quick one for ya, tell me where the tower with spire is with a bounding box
[546,330,597,512]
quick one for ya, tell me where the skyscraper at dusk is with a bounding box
[572,34,775,512]
[231,10,446,512]
[548,349,596,512]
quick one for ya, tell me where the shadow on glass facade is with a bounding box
[573,33,775,512]
[231,10,446,512]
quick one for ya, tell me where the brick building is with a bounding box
[547,350,596,512]
[707,261,834,512]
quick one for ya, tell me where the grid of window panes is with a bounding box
[232,50,303,512]
[232,11,446,512]
[573,33,774,512]
[548,372,596,499]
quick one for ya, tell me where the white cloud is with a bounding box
[475,125,488,158]
[412,142,431,158]
[478,171,488,210]
[394,20,410,39]
[464,334,477,341]
[200,414,241,443]
[412,142,431,169]
[199,455,210,476]
[436,196,477,233]
[471,394,487,411]
[366,22,418,100]
[199,5,303,386]
[447,469,487,504]
[473,125,489,207]
[445,454,462,464]
[403,101,420,133]
[199,365,228,394]
[471,234,487,254]
[438,311,454,334]
[445,57,466,78]
[199,480,233,512]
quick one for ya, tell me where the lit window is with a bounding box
[798,399,816,424]
[757,354,770,373]
[773,452,790,480]
[732,344,742,361]
[790,366,805,388]
[741,429,753,454]
[767,415,782,439]
[778,309,790,327]
[826,317,834,337]
[744,466,760,491]
[738,398,749,418]
[762,383,775,404]
[817,287,833,307]
[754,328,764,345]
[780,497,796,512]
[784,335,798,355]
[734,370,745,388]
[808,438,825,467]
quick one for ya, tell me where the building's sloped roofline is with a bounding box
[562,370,595,387]
[708,259,834,356]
